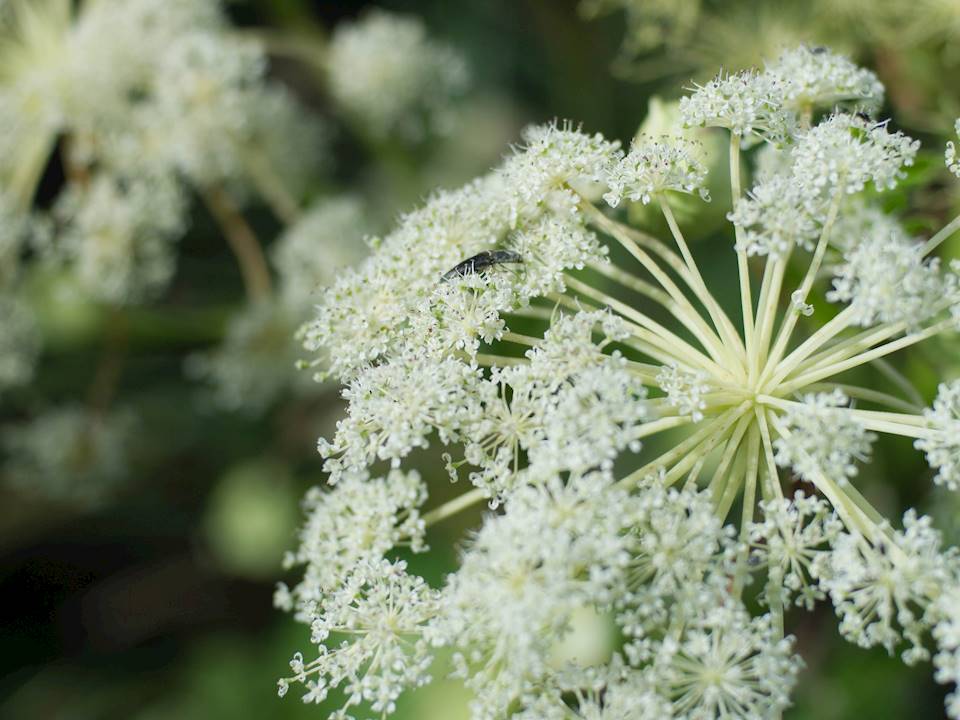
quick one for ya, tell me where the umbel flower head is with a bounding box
[280,47,960,718]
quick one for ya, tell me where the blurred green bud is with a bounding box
[205,459,299,579]
[22,266,102,349]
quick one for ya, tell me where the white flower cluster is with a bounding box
[278,558,439,713]
[916,381,960,491]
[299,124,621,383]
[272,197,372,313]
[604,135,709,206]
[774,391,876,484]
[0,293,41,395]
[766,45,884,113]
[828,230,951,327]
[277,469,427,617]
[818,511,958,664]
[949,119,960,179]
[282,46,960,719]
[2,404,135,506]
[51,175,185,304]
[656,362,710,421]
[749,493,843,610]
[0,0,329,304]
[791,114,919,197]
[731,113,920,272]
[326,10,469,141]
[188,300,311,415]
[680,69,791,141]
[728,174,820,258]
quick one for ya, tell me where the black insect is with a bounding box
[441,250,523,281]
[809,45,828,54]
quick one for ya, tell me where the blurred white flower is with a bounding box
[326,10,469,141]
[2,404,135,506]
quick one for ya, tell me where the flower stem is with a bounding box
[423,487,487,526]
[730,134,756,370]
[921,211,960,256]
[203,186,273,301]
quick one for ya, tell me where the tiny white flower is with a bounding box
[766,45,884,113]
[656,362,711,421]
[946,119,960,179]
[816,511,956,663]
[774,390,876,484]
[828,230,949,328]
[604,135,710,207]
[680,69,791,142]
[916,380,960,491]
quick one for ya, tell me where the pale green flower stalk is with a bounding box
[280,48,960,719]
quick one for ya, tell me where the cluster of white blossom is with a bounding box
[917,381,960,491]
[187,300,312,415]
[656,362,710,422]
[0,0,330,305]
[680,69,792,142]
[326,10,469,141]
[280,46,960,718]
[1,404,135,506]
[948,119,960,179]
[271,196,372,313]
[765,45,884,113]
[773,390,876,484]
[0,293,41,395]
[604,135,709,207]
[749,492,843,610]
[828,230,952,328]
[817,511,958,664]
[0,192,39,395]
[51,175,186,304]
